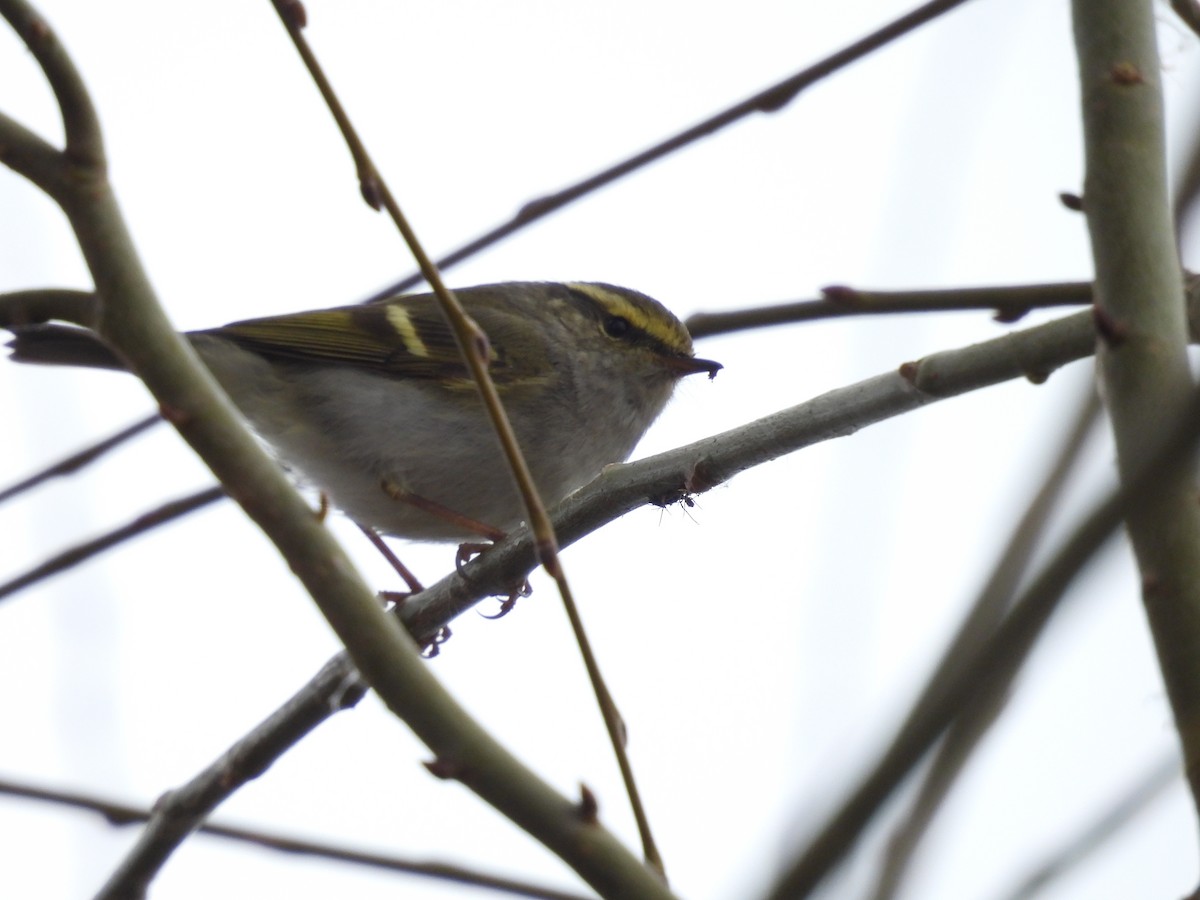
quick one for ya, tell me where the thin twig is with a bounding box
[268,2,666,874]
[685,282,1093,339]
[0,413,159,505]
[0,774,593,900]
[364,0,978,300]
[91,651,368,899]
[0,486,225,603]
[87,651,365,900]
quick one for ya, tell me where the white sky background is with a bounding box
[2,2,1199,898]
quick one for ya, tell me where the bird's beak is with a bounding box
[667,355,723,380]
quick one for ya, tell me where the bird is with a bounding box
[7,281,720,541]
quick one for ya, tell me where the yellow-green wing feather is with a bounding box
[205,297,484,380]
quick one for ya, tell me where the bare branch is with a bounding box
[0,773,592,900]
[685,282,1093,338]
[0,486,224,602]
[0,413,158,505]
[92,653,368,899]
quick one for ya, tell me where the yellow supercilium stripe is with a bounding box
[567,282,689,353]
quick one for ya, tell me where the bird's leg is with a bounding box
[380,478,530,618]
[380,477,507,542]
[357,523,424,596]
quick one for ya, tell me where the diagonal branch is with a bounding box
[91,654,370,899]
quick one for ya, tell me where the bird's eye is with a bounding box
[603,315,631,338]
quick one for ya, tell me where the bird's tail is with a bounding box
[6,325,127,371]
